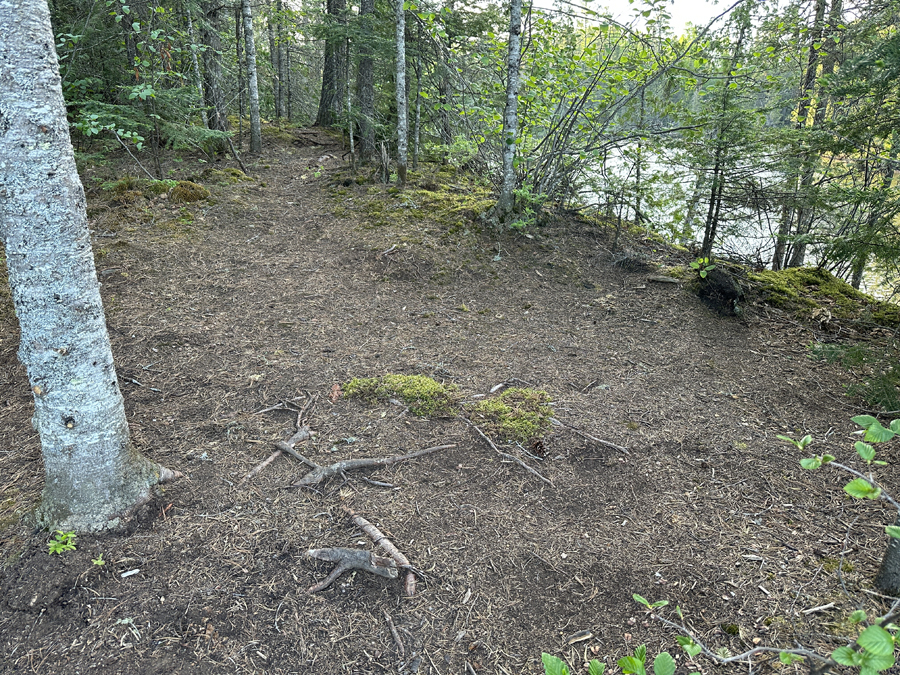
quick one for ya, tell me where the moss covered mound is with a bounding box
[749,267,900,327]
[467,388,553,443]
[343,374,457,416]
[170,181,210,203]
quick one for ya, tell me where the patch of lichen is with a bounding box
[169,181,210,203]
[468,388,553,443]
[344,374,457,416]
[748,267,900,327]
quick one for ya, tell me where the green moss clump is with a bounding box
[170,181,210,203]
[749,267,899,327]
[344,374,457,416]
[468,388,553,443]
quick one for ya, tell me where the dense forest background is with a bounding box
[50,0,900,293]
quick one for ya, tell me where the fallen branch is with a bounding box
[551,417,630,455]
[343,505,416,596]
[305,547,398,593]
[459,417,553,486]
[287,444,454,488]
[240,425,316,485]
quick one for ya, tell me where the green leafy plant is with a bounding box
[689,257,716,279]
[541,652,605,675]
[48,530,77,555]
[92,553,106,566]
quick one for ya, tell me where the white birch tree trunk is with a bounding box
[494,0,523,219]
[242,0,263,153]
[394,0,408,185]
[0,0,180,532]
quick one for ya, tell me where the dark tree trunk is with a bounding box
[316,0,347,127]
[202,0,229,144]
[876,515,900,595]
[356,0,375,161]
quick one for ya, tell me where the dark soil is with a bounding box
[0,129,897,675]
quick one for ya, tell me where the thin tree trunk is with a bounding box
[493,0,523,219]
[267,6,280,121]
[202,0,229,145]
[394,0,408,184]
[356,0,376,161]
[184,3,208,128]
[235,4,244,148]
[242,0,262,153]
[0,0,180,532]
[276,0,286,119]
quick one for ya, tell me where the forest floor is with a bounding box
[0,128,898,675]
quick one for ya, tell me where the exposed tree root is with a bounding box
[305,547,398,593]
[551,417,630,455]
[343,505,417,596]
[287,444,454,488]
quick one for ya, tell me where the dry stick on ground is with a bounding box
[459,416,553,486]
[240,395,318,484]
[551,417,630,455]
[343,505,417,596]
[383,610,405,657]
[305,547,398,593]
[287,444,455,488]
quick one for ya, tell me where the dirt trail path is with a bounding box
[0,131,890,674]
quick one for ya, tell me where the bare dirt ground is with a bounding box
[0,129,897,675]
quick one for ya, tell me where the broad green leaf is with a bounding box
[799,435,813,448]
[800,457,821,470]
[823,454,835,463]
[856,442,876,462]
[588,660,606,675]
[651,600,669,608]
[861,651,894,672]
[676,637,701,658]
[832,645,862,666]
[887,526,900,539]
[653,652,676,675]
[858,625,894,656]
[865,422,895,444]
[635,645,647,663]
[779,652,805,664]
[844,478,881,500]
[852,415,879,429]
[617,656,645,675]
[890,420,900,433]
[542,653,569,675]
[633,593,650,607]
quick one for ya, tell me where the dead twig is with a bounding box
[383,610,405,657]
[241,425,316,485]
[343,505,417,596]
[551,417,630,455]
[305,547,398,593]
[459,417,553,486]
[287,444,454,488]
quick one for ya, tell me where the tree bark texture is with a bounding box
[394,0,408,184]
[875,514,900,596]
[494,0,523,218]
[316,0,347,127]
[242,0,263,153]
[0,0,179,531]
[184,3,209,128]
[356,0,376,161]
[201,0,229,138]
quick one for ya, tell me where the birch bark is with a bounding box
[242,0,263,153]
[0,0,179,531]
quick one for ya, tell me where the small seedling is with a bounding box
[48,530,77,555]
[92,553,106,566]
[689,257,716,279]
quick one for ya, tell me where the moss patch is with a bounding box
[467,388,553,443]
[344,374,457,416]
[749,267,900,327]
[169,181,210,203]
